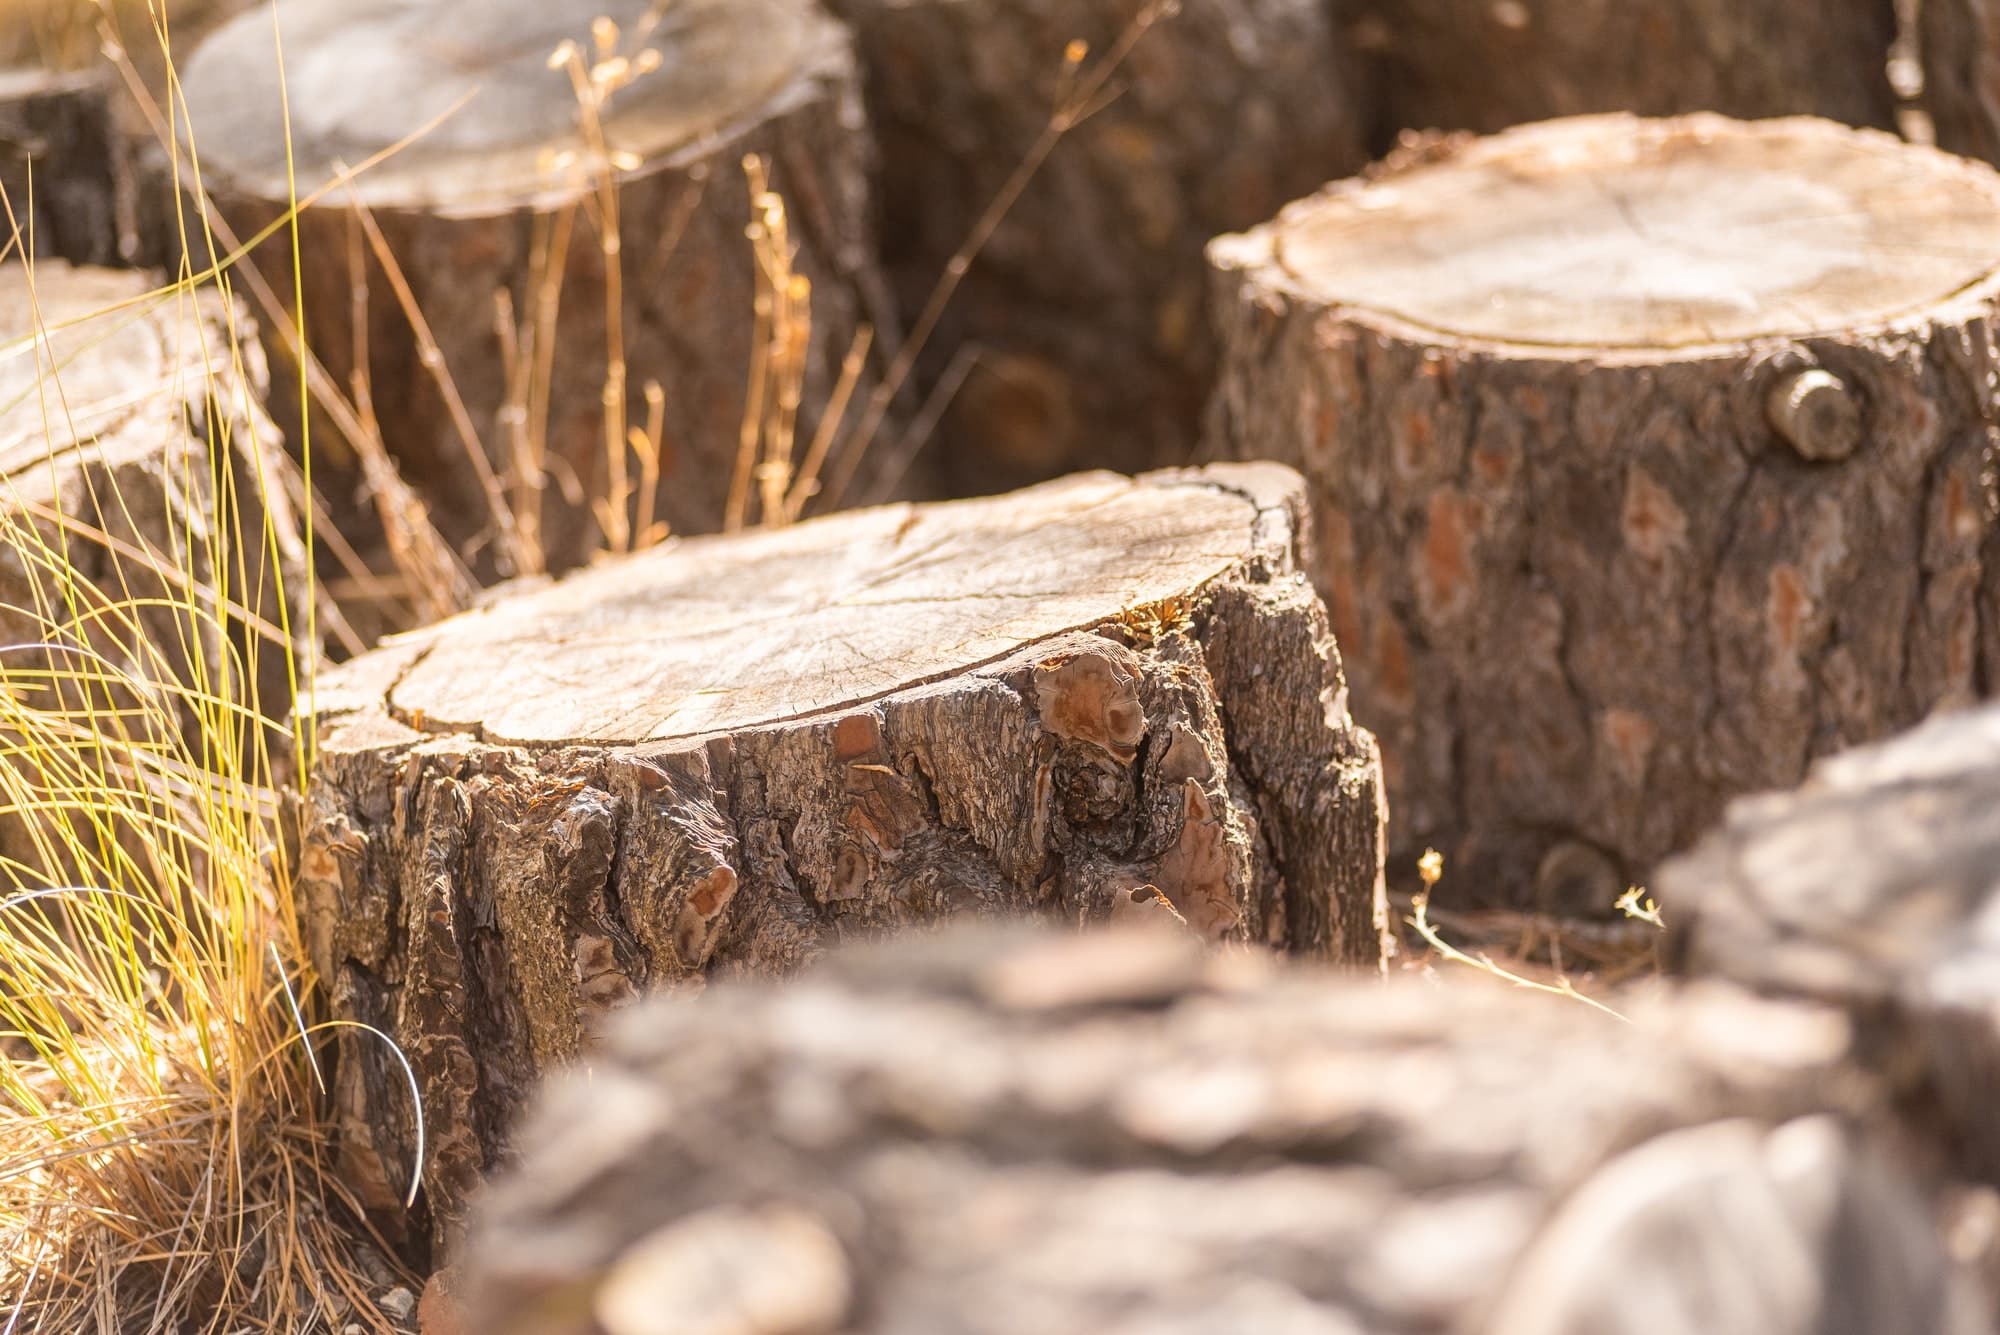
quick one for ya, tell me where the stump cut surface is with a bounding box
[1257,115,2000,352]
[380,476,1259,744]
[181,0,832,214]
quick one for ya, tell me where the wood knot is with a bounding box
[1034,649,1146,764]
[1766,368,1861,462]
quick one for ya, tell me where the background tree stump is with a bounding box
[1347,0,1898,146]
[459,926,1989,1335]
[295,463,1385,1238]
[823,0,1366,497]
[0,263,305,867]
[0,65,138,266]
[1206,113,2000,908]
[177,0,888,577]
[0,263,304,720]
[1663,702,2000,1188]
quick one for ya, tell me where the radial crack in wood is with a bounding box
[460,926,1989,1335]
[1206,113,2000,906]
[293,463,1385,1241]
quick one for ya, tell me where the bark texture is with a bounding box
[294,463,1385,1241]
[1206,114,2000,907]
[1663,702,2000,1188]
[0,66,139,266]
[1349,0,1898,146]
[460,925,1989,1335]
[177,0,889,576]
[824,0,1367,496]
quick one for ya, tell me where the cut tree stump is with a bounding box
[822,0,1366,496]
[1663,702,2000,1187]
[1207,113,2000,908]
[294,463,1385,1238]
[460,926,1991,1335]
[177,0,888,575]
[0,263,306,865]
[1348,0,1898,144]
[0,65,140,267]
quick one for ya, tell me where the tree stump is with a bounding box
[1663,702,2000,1187]
[0,65,139,267]
[1206,113,2000,908]
[459,926,1989,1335]
[177,0,887,576]
[0,263,306,872]
[823,0,1366,496]
[295,462,1385,1237]
[1348,0,1898,145]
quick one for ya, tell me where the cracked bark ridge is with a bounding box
[1207,114,2000,908]
[0,65,142,266]
[1663,702,2000,1188]
[461,925,1989,1335]
[1348,0,1897,146]
[294,463,1384,1242]
[177,0,890,576]
[822,0,1366,496]
[0,264,306,873]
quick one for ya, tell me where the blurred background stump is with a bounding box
[0,262,306,870]
[1347,0,1898,146]
[294,464,1384,1238]
[0,64,138,266]
[1665,702,2000,1188]
[176,0,890,582]
[1207,113,2000,908]
[462,926,1988,1335]
[824,0,1366,497]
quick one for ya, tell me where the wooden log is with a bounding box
[0,65,139,266]
[294,462,1385,1237]
[177,0,888,576]
[822,0,1366,496]
[1206,113,2000,908]
[1662,702,2000,1187]
[458,926,1988,1335]
[1348,0,1898,144]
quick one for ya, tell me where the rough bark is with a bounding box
[0,263,307,867]
[176,0,890,577]
[1662,702,2000,1188]
[1349,0,1898,147]
[293,463,1385,1242]
[0,65,141,267]
[459,925,1989,1335]
[823,0,1366,497]
[1206,114,2000,908]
